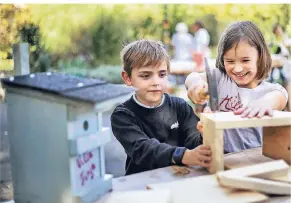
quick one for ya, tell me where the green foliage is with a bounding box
[1,4,291,71]
[199,14,218,47]
[57,57,91,71]
[88,65,123,84]
[0,59,13,71]
[60,63,123,84]
[0,4,31,55]
[91,10,129,65]
[28,5,100,55]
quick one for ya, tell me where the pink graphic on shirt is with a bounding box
[219,93,243,112]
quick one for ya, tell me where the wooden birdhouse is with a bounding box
[1,72,134,203]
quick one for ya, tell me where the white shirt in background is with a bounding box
[193,28,211,58]
[171,32,195,61]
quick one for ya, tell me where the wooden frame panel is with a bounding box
[201,111,291,173]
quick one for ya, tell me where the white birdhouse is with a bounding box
[1,72,133,203]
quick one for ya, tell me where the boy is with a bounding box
[111,39,211,175]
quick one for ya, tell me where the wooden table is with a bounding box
[170,60,196,76]
[96,147,290,203]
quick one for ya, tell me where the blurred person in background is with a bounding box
[192,20,211,72]
[269,23,291,86]
[270,23,290,57]
[171,22,195,61]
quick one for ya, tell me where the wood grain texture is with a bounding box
[148,174,268,203]
[201,111,291,129]
[217,160,291,195]
[220,160,289,178]
[105,189,171,203]
[217,175,291,195]
[263,126,291,164]
[201,111,291,173]
[224,147,291,183]
[201,116,224,173]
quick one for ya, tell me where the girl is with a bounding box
[185,21,288,153]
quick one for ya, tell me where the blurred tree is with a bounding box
[91,7,129,65]
[1,4,291,69]
[0,4,31,59]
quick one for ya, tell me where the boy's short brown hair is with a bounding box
[120,39,170,77]
[216,21,272,81]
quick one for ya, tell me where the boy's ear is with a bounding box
[121,71,132,86]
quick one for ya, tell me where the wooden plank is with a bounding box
[201,111,291,130]
[148,174,268,203]
[105,189,171,203]
[224,147,291,184]
[217,160,291,195]
[224,147,274,169]
[220,160,289,178]
[217,175,291,195]
[201,116,224,173]
[285,82,291,112]
[263,126,291,164]
[112,165,209,192]
[95,163,290,203]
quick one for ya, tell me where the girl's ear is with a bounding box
[121,71,132,86]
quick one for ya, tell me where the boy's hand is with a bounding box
[234,102,273,118]
[187,81,209,105]
[182,145,212,168]
[197,107,212,134]
[197,121,204,134]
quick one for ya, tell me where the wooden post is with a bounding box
[263,126,291,164]
[201,116,224,173]
[286,81,291,112]
[13,43,30,75]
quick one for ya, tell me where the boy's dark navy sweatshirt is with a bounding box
[110,93,202,175]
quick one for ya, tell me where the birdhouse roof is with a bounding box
[1,72,133,103]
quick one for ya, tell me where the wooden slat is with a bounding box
[201,111,291,129]
[220,160,289,178]
[217,175,291,195]
[217,160,291,195]
[224,147,291,184]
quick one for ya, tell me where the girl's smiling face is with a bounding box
[223,40,259,89]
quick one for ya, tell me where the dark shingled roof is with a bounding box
[1,72,134,103]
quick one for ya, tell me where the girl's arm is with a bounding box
[260,90,287,110]
[234,90,288,118]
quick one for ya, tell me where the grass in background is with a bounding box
[0,60,13,72]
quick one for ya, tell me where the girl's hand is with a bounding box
[234,102,273,118]
[187,81,209,105]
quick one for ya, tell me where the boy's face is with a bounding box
[122,61,168,106]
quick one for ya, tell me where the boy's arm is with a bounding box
[111,108,186,169]
[178,99,203,149]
